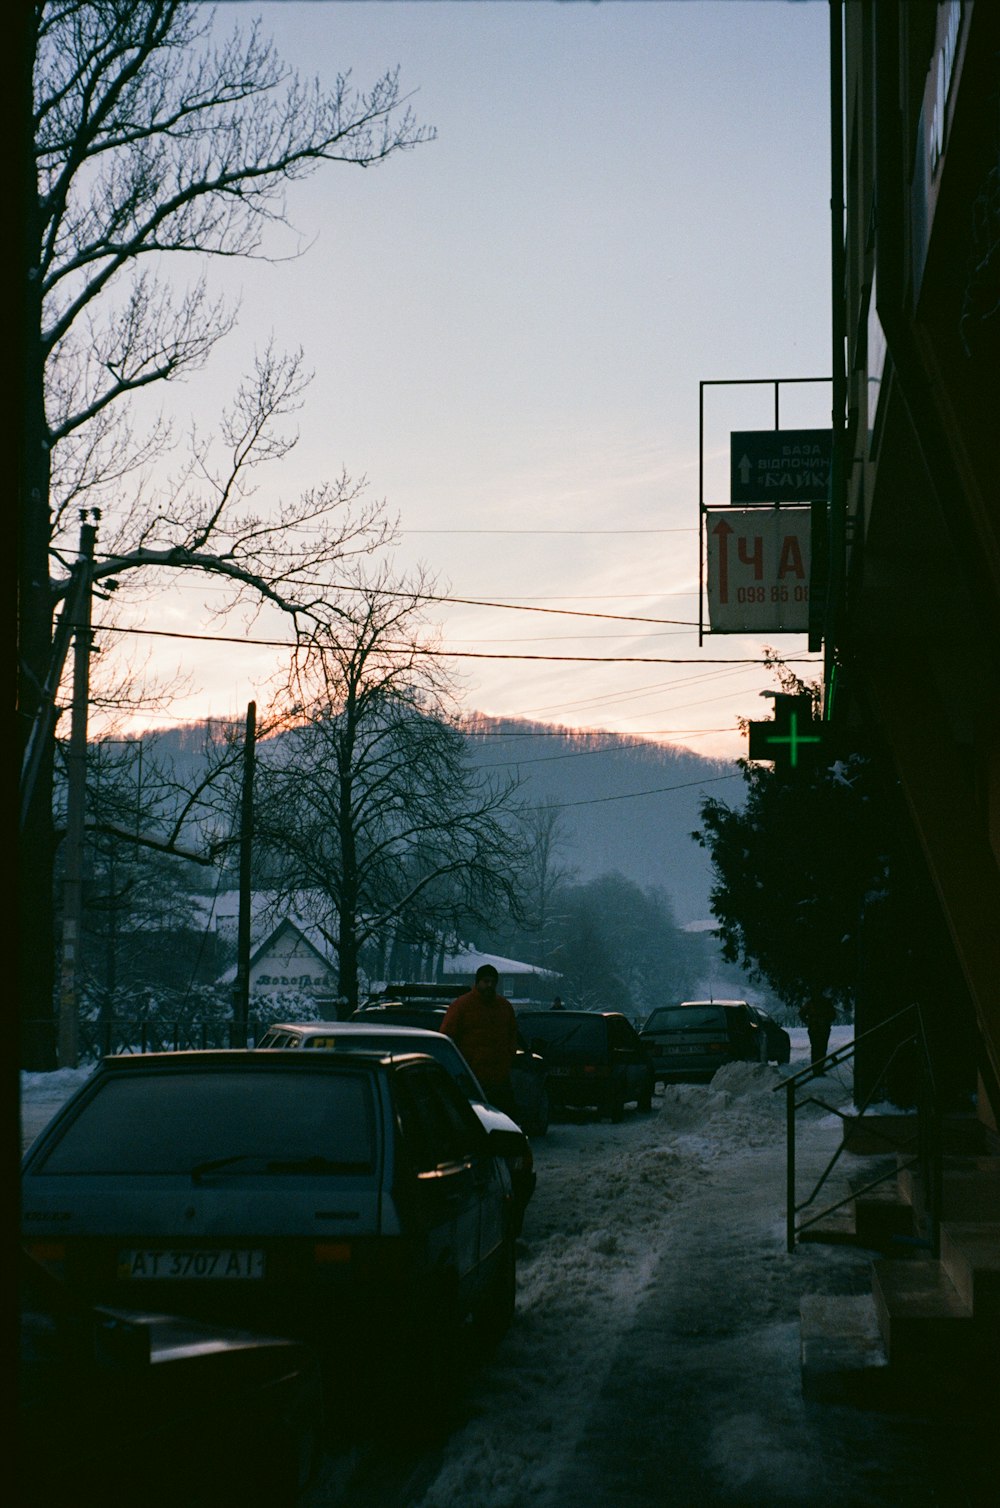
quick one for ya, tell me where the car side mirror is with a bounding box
[487,1127,527,1158]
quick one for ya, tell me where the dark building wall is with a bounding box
[834,0,1000,1125]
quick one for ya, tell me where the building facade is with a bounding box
[827,0,999,1128]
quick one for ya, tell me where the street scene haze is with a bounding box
[17,4,1000,1506]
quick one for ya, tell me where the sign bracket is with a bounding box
[698,376,831,645]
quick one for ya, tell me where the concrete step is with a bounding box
[849,1173,918,1249]
[799,1293,890,1404]
[797,1207,859,1246]
[939,1221,1000,1325]
[871,1258,984,1377]
[841,1115,918,1157]
[898,1157,1000,1222]
[841,1112,989,1158]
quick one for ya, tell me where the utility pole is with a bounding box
[232,702,256,1048]
[58,517,97,1068]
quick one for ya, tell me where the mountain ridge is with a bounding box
[137,713,743,923]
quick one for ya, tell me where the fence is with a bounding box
[37,1016,277,1062]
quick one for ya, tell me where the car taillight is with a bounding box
[312,1242,352,1266]
[24,1241,66,1275]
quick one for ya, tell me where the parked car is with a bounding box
[514,1009,655,1122]
[20,1251,323,1508]
[21,1050,522,1400]
[255,1021,535,1234]
[352,987,551,1136]
[747,1004,792,1065]
[639,999,790,1082]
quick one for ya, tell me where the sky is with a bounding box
[22,1029,964,1506]
[112,0,832,762]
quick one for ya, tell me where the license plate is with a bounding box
[118,1248,265,1280]
[664,1045,703,1055]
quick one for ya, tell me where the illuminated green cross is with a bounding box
[760,710,823,768]
[747,694,825,773]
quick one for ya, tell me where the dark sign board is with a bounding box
[730,428,832,504]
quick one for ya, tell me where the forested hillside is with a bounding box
[146,715,742,923]
[461,716,741,922]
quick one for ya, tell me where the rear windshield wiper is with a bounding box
[264,1156,371,1174]
[190,1154,265,1182]
[191,1153,370,1180]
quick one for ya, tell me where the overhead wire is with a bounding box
[92,622,818,667]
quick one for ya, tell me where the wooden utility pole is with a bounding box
[58,519,97,1068]
[232,702,256,1047]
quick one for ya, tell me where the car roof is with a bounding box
[94,1048,440,1075]
[517,1008,619,1020]
[677,999,749,1008]
[366,983,457,1001]
[262,1022,443,1038]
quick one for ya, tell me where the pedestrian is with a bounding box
[440,964,518,1119]
[551,995,565,1010]
[799,995,836,1070]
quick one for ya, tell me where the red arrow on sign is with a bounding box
[710,517,733,604]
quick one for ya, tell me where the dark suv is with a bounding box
[639,999,790,1082]
[515,1010,655,1122]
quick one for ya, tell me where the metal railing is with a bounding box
[777,1003,941,1254]
[34,1016,274,1061]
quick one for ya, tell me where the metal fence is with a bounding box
[69,1016,274,1061]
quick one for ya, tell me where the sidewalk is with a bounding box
[546,1140,991,1507]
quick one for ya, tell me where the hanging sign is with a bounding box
[730,429,831,504]
[706,507,811,633]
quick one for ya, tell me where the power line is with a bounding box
[92,622,819,667]
[532,772,742,812]
[399,526,697,535]
[91,556,699,616]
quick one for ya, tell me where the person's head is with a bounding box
[474,964,499,997]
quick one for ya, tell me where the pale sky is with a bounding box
[116,0,831,760]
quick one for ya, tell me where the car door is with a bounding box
[608,1015,644,1100]
[393,1064,489,1302]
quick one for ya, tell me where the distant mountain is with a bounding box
[460,716,742,923]
[140,714,744,924]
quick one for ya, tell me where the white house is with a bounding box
[203,890,559,1005]
[215,917,338,1001]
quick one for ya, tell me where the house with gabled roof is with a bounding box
[215,916,339,1003]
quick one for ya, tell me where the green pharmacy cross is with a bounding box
[747,694,825,773]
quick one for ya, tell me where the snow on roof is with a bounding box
[443,947,558,978]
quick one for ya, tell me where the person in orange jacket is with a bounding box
[440,964,518,1118]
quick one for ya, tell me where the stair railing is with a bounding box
[776,1004,941,1253]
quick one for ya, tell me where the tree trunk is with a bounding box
[17,11,57,1069]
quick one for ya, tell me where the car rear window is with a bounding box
[33,1069,376,1176]
[300,1032,482,1098]
[518,1014,607,1061]
[643,1006,729,1032]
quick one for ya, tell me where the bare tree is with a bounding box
[517,800,575,967]
[18,2,433,1066]
[252,571,531,1014]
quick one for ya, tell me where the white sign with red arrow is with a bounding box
[705,506,811,633]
